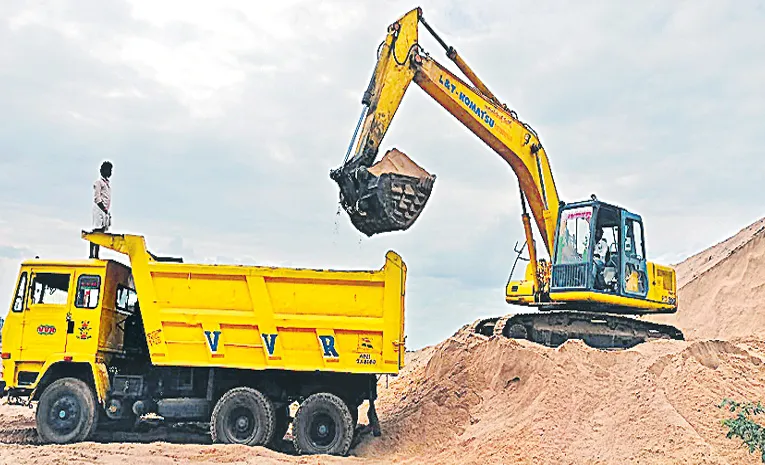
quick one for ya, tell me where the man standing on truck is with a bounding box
[89,161,113,259]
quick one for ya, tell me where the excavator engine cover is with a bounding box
[332,149,436,236]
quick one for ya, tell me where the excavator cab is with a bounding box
[548,199,658,311]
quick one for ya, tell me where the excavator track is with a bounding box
[473,311,684,350]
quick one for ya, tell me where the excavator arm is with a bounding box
[330,8,561,258]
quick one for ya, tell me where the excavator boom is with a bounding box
[415,53,561,253]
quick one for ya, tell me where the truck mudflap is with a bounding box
[473,311,685,350]
[91,362,111,405]
[331,148,436,236]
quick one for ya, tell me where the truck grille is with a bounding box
[551,263,589,289]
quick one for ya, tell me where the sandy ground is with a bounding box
[2,217,765,464]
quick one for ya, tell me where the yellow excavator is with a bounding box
[330,7,683,349]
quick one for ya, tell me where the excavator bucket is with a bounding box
[332,149,436,236]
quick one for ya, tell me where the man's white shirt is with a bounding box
[92,177,111,230]
[594,238,607,260]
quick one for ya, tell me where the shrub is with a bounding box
[719,398,764,463]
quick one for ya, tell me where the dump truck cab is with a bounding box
[1,257,135,402]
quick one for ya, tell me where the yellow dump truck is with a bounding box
[0,231,407,456]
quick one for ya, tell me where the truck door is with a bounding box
[19,270,72,364]
[620,212,649,299]
[66,272,103,350]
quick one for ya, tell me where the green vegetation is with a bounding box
[719,398,765,463]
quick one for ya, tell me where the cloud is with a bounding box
[1,0,764,349]
[0,246,31,259]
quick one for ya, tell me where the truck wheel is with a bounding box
[36,377,98,444]
[210,387,275,446]
[292,392,354,456]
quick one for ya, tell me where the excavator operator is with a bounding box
[593,227,608,289]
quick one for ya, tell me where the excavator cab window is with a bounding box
[624,220,644,260]
[554,206,593,266]
[552,201,625,292]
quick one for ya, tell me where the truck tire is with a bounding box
[292,392,354,456]
[36,377,98,444]
[210,387,275,446]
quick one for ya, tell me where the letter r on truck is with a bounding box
[319,335,339,358]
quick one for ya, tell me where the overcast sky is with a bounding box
[1,0,763,350]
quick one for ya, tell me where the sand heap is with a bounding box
[651,216,765,340]
[355,330,765,465]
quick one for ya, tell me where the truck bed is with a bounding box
[84,232,407,376]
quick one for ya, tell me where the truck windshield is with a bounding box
[555,206,593,265]
[30,273,70,305]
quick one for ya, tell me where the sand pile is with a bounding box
[674,217,765,289]
[651,216,765,340]
[356,330,765,465]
